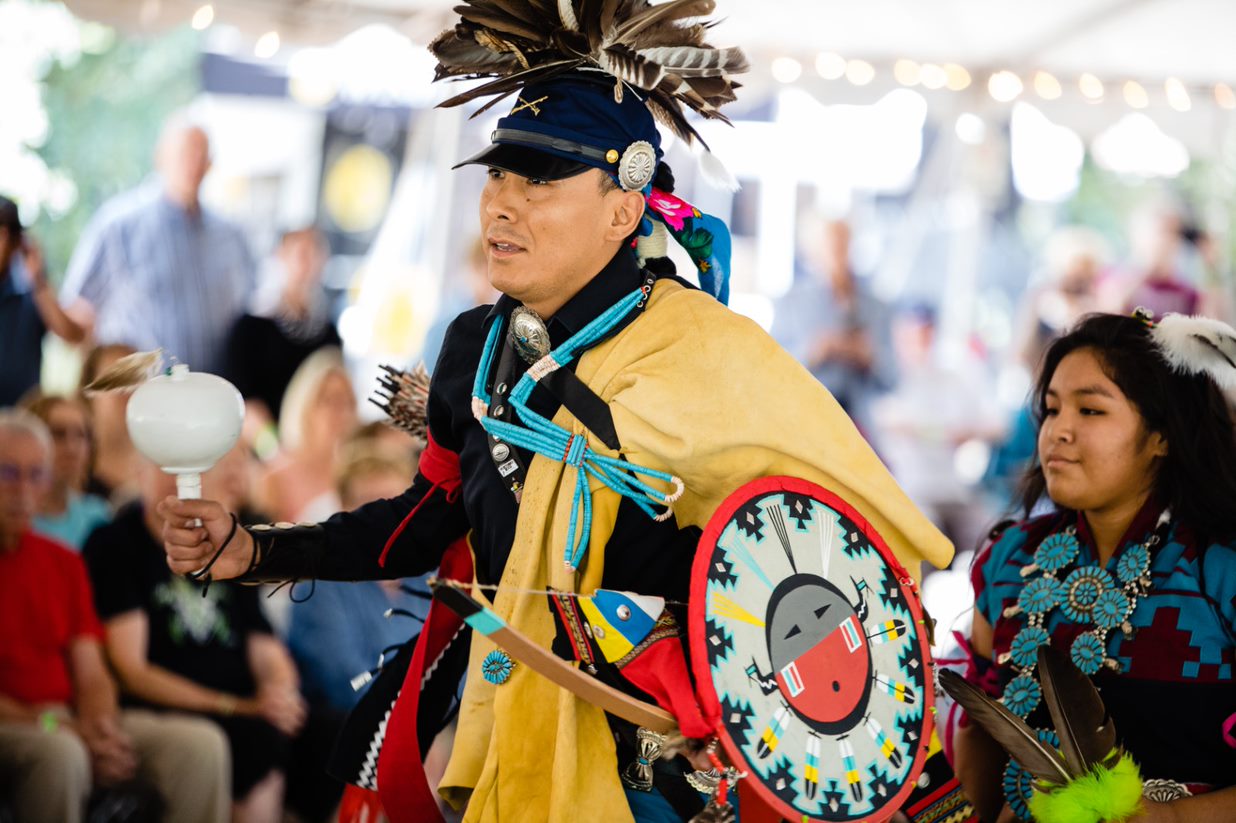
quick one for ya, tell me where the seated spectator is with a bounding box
[0,409,228,823]
[225,226,341,436]
[287,445,425,713]
[79,344,141,505]
[257,347,358,523]
[0,195,87,406]
[22,394,111,550]
[83,457,306,823]
[349,419,423,474]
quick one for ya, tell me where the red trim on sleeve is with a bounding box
[378,429,463,568]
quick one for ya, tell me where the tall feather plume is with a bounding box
[429,0,745,144]
[1150,312,1236,390]
[937,669,1072,785]
[1036,646,1119,775]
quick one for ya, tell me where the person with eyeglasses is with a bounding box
[21,394,111,551]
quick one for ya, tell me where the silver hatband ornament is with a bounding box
[618,141,657,191]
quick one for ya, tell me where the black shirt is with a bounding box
[224,313,342,420]
[259,249,699,601]
[84,503,272,700]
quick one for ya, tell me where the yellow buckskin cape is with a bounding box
[439,278,954,821]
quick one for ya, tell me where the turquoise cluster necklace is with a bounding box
[997,509,1166,717]
[997,509,1168,820]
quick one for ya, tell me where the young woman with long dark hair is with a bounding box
[954,312,1236,822]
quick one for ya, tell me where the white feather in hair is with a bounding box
[1150,313,1236,389]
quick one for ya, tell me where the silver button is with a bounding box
[616,605,631,621]
[593,624,606,640]
[496,382,508,395]
[492,405,505,417]
[492,443,511,461]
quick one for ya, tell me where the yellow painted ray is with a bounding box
[711,590,765,628]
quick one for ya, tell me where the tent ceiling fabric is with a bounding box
[63,0,1236,84]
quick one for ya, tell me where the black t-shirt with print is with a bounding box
[84,503,272,700]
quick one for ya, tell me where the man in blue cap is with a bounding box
[153,4,954,821]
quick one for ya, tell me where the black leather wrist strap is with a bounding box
[186,513,238,596]
[239,522,328,584]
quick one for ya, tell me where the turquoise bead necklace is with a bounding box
[471,283,683,572]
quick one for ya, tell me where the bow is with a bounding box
[429,580,679,735]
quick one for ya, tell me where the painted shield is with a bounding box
[689,477,934,823]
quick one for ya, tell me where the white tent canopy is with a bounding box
[62,0,1236,86]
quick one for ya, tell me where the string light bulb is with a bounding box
[1216,83,1236,110]
[944,63,971,91]
[1165,77,1191,112]
[1033,70,1062,100]
[919,63,947,90]
[815,52,846,80]
[1079,73,1104,101]
[894,59,921,87]
[988,70,1023,102]
[845,59,875,86]
[190,4,213,30]
[255,30,281,59]
[771,56,802,84]
[1123,80,1148,109]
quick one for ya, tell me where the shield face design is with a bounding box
[690,477,934,823]
[768,577,872,729]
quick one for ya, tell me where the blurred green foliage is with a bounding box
[33,23,200,281]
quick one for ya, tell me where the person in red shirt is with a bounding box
[0,408,230,823]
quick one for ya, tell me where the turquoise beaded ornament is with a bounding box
[482,650,515,685]
[1002,728,1060,821]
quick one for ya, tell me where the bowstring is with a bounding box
[428,577,688,607]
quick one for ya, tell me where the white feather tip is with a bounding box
[1150,313,1236,389]
[696,146,739,192]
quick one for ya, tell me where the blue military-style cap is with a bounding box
[453,69,664,191]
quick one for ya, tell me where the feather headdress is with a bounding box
[1148,311,1236,390]
[429,0,747,144]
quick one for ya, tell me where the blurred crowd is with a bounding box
[2,112,1232,822]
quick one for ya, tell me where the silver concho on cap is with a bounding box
[508,306,551,363]
[618,140,656,192]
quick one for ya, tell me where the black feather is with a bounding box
[440,59,582,108]
[1037,646,1119,776]
[430,30,523,77]
[455,5,549,43]
[937,669,1072,785]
